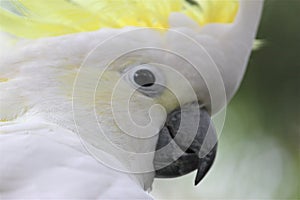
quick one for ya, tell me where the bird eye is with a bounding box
[124,64,165,97]
[133,69,156,87]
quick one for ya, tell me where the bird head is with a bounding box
[0,0,263,190]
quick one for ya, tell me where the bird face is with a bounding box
[69,41,218,186]
[119,61,218,185]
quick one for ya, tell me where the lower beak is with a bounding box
[154,102,218,185]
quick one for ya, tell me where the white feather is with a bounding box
[0,119,152,199]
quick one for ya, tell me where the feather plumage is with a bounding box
[0,0,239,38]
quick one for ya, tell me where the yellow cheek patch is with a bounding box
[0,0,239,39]
[58,67,125,107]
[0,77,9,82]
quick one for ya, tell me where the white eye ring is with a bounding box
[124,64,165,97]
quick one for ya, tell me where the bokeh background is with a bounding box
[152,0,299,199]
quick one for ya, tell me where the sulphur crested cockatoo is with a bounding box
[0,0,263,198]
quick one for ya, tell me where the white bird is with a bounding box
[0,0,263,198]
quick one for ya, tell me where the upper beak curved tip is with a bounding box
[194,145,217,185]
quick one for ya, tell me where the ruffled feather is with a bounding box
[0,0,239,38]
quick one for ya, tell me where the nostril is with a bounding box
[185,148,195,154]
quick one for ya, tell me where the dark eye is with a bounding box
[124,64,165,97]
[133,69,156,87]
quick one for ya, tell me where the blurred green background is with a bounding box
[152,0,300,199]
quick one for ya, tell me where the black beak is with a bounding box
[154,102,217,185]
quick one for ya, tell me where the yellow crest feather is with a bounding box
[0,0,239,39]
